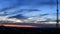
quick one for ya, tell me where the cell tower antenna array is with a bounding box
[56,0,59,28]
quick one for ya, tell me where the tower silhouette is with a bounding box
[56,0,59,28]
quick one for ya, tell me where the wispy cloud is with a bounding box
[9,14,28,19]
[40,13,49,17]
[19,9,41,12]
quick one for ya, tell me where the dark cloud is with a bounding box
[27,9,41,12]
[28,9,39,11]
[20,9,41,12]
[45,18,58,22]
[40,13,49,17]
[46,18,54,22]
[41,18,56,22]
[9,14,28,19]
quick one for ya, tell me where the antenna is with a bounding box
[56,0,59,28]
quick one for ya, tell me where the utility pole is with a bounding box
[56,0,59,28]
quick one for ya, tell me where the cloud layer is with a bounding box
[0,0,59,23]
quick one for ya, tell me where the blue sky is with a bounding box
[0,0,60,21]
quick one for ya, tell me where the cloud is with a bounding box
[20,9,41,12]
[40,13,49,17]
[27,9,41,12]
[9,14,28,19]
[41,18,56,22]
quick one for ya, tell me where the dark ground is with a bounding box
[0,23,57,28]
[0,23,60,34]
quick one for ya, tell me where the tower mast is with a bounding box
[56,0,59,28]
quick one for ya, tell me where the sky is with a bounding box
[0,0,60,22]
